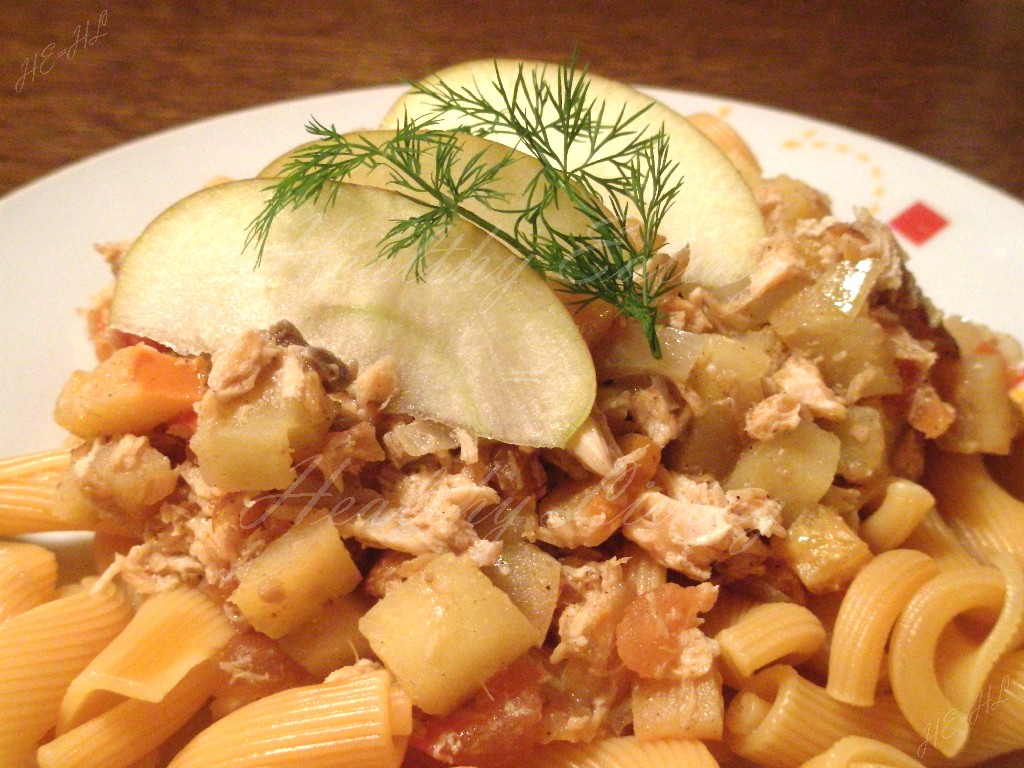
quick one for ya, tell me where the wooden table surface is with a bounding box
[2,0,1022,202]
[1,9,1023,768]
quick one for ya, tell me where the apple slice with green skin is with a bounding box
[257,130,595,250]
[379,59,766,287]
[257,131,619,338]
[109,179,596,448]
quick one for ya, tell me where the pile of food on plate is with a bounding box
[1,58,1022,768]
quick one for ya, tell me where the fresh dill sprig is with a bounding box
[246,122,521,279]
[246,56,684,356]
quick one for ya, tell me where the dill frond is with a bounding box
[247,56,684,356]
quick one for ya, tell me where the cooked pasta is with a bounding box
[702,588,761,637]
[0,557,45,622]
[0,581,132,766]
[2,57,1024,768]
[0,479,88,534]
[166,669,411,768]
[526,736,721,768]
[59,586,236,731]
[621,540,669,595]
[38,662,221,768]
[827,549,940,706]
[901,510,978,571]
[0,448,83,535]
[0,540,58,622]
[947,650,1024,767]
[796,736,927,768]
[859,480,936,553]
[0,540,59,593]
[717,602,826,682]
[632,669,724,740]
[888,556,1024,757]
[926,451,1024,570]
[0,447,71,482]
[126,753,161,768]
[724,665,922,768]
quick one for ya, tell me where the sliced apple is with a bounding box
[379,59,765,286]
[258,139,319,178]
[257,130,595,249]
[109,180,596,447]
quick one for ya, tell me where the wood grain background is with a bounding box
[2,0,1022,201]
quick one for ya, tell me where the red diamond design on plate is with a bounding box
[889,202,949,245]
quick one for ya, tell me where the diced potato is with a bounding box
[191,354,332,491]
[820,485,866,530]
[229,515,361,639]
[54,436,179,534]
[359,553,537,716]
[768,264,849,332]
[726,419,840,519]
[813,257,884,319]
[775,505,872,593]
[484,540,561,642]
[688,334,772,410]
[758,174,832,232]
[51,476,105,532]
[770,284,901,399]
[277,592,374,679]
[670,333,772,478]
[936,318,1022,454]
[828,405,888,483]
[54,344,207,439]
[668,402,743,478]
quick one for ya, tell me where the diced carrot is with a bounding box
[128,344,206,400]
[54,344,208,438]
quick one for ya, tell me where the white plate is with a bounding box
[2,84,1023,458]
[1,84,1021,768]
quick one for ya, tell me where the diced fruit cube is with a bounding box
[191,354,331,492]
[775,506,872,593]
[277,592,374,679]
[230,515,361,639]
[726,419,840,518]
[359,553,537,715]
[484,540,561,642]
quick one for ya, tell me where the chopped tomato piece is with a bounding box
[615,582,717,678]
[411,657,547,767]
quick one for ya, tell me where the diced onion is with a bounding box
[596,322,706,383]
